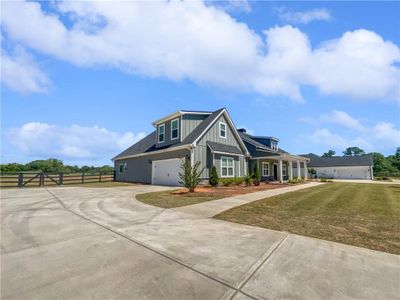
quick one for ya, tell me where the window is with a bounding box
[221,157,234,177]
[119,163,127,173]
[262,162,269,176]
[171,118,179,140]
[282,164,287,176]
[158,123,165,143]
[271,141,278,151]
[219,122,226,138]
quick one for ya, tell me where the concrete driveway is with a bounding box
[1,185,399,299]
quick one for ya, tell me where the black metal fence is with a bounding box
[0,171,115,188]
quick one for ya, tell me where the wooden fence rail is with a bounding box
[0,171,115,188]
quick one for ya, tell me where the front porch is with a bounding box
[250,154,310,183]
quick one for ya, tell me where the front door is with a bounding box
[273,164,278,180]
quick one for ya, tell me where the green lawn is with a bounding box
[215,183,400,254]
[136,190,225,208]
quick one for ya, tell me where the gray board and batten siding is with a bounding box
[193,114,247,178]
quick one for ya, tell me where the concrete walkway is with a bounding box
[2,185,399,300]
[173,182,323,217]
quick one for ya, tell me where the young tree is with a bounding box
[343,147,365,156]
[178,159,204,192]
[209,165,219,187]
[252,163,260,186]
[322,150,336,157]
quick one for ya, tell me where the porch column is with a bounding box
[304,161,308,180]
[296,161,301,179]
[288,161,293,180]
[278,159,283,183]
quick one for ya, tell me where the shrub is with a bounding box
[252,164,260,186]
[209,166,219,187]
[220,178,234,186]
[375,177,392,181]
[235,177,244,186]
[244,174,253,186]
[288,178,304,184]
[178,159,204,192]
[319,177,332,183]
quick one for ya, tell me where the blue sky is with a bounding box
[1,1,399,166]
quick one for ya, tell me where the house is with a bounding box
[112,108,309,186]
[300,153,374,180]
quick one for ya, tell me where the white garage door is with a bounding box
[336,167,369,179]
[152,158,183,186]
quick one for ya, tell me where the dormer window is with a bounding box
[158,124,165,143]
[271,141,278,151]
[171,118,179,140]
[219,122,226,138]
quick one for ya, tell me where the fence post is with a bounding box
[82,172,85,184]
[113,170,116,181]
[99,171,102,182]
[39,173,45,187]
[59,172,64,185]
[18,173,23,187]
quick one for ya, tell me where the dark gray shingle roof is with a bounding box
[305,154,373,167]
[207,141,243,155]
[238,131,268,149]
[113,108,225,160]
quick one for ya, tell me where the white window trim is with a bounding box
[171,118,179,140]
[262,162,269,177]
[219,122,227,139]
[221,156,234,178]
[282,164,287,176]
[158,123,165,143]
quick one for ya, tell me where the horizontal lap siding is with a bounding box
[114,149,190,183]
[195,114,246,178]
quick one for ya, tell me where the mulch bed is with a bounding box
[172,182,291,197]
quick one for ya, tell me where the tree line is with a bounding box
[0,159,113,174]
[322,147,400,177]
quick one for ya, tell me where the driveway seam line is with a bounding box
[229,233,290,300]
[45,188,241,294]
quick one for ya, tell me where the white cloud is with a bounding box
[7,122,146,161]
[207,0,251,13]
[1,1,399,101]
[308,128,372,151]
[307,110,400,153]
[1,47,51,94]
[372,122,400,146]
[277,7,332,24]
[320,110,365,131]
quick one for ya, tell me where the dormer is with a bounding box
[152,110,211,148]
[251,136,280,152]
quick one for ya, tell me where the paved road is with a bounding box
[331,179,400,184]
[1,185,399,299]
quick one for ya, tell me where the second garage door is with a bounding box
[152,158,183,186]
